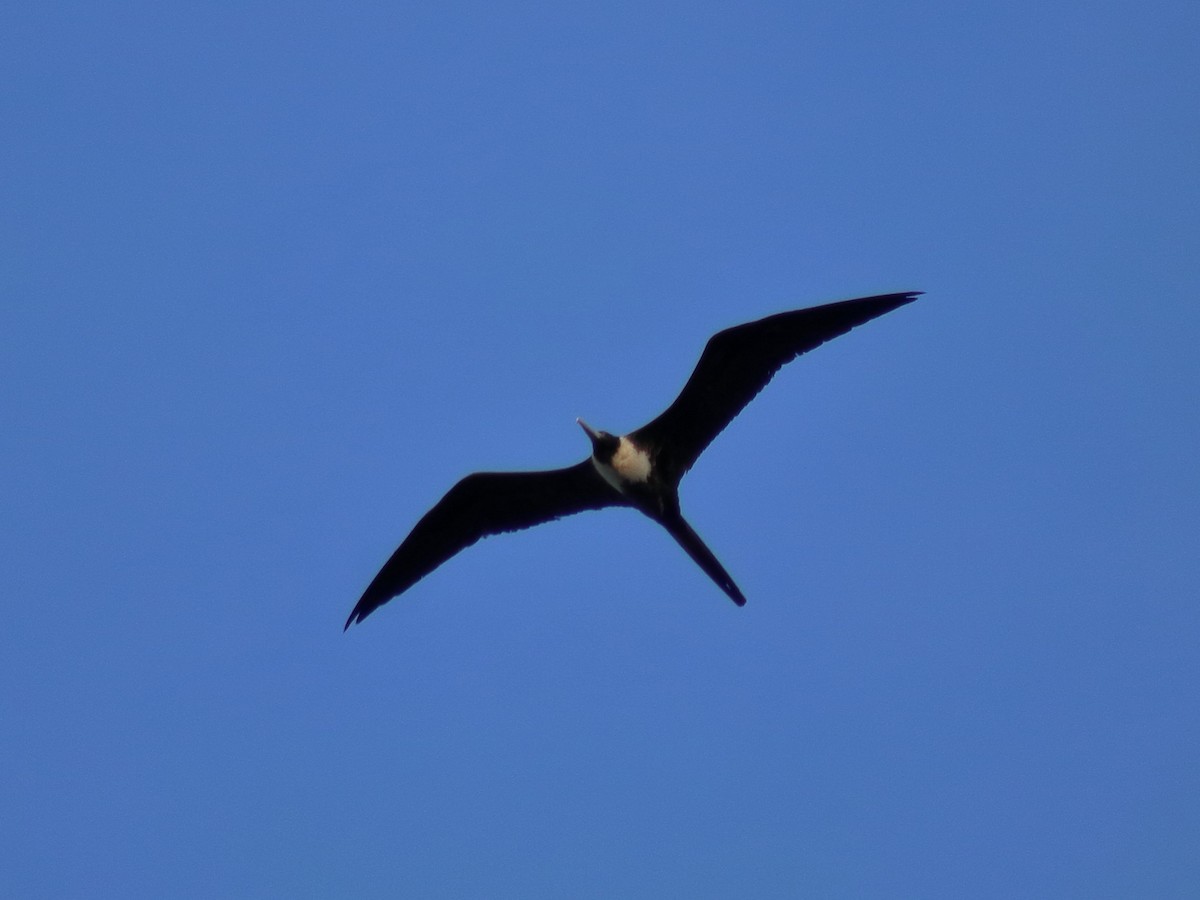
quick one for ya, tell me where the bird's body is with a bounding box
[594,436,653,490]
[345,291,919,628]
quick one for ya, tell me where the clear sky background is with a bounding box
[3,2,1198,897]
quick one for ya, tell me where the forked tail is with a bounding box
[660,513,747,606]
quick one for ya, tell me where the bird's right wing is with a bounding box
[346,460,622,627]
[632,292,919,478]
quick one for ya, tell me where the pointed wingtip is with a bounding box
[848,291,921,317]
[876,290,922,315]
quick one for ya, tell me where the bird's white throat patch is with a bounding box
[594,436,651,490]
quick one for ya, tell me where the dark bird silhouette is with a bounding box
[345,291,919,628]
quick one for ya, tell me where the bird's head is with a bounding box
[576,418,620,462]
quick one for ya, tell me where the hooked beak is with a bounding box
[576,418,599,441]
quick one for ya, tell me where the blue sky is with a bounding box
[3,2,1198,896]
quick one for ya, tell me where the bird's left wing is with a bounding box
[632,292,919,478]
[346,460,621,627]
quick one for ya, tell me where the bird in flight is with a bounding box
[345,291,919,628]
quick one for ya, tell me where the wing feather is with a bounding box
[346,460,621,627]
[632,292,919,477]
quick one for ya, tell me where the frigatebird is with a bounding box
[345,291,918,628]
